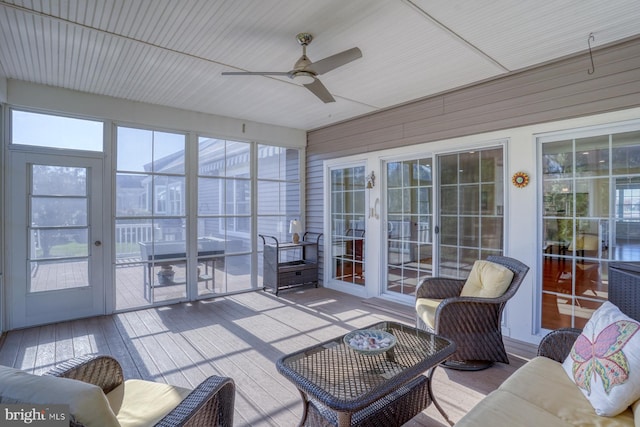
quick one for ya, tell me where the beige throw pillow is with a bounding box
[460,260,514,298]
[0,365,120,427]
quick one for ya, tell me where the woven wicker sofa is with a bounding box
[456,263,640,427]
[0,354,235,427]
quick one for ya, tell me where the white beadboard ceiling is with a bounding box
[1,0,639,131]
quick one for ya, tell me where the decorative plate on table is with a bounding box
[343,329,397,355]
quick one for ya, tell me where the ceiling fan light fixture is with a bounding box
[292,72,315,85]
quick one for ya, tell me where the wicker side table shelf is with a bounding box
[259,232,322,295]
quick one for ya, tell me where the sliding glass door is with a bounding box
[540,128,640,330]
[383,146,504,299]
[437,148,505,277]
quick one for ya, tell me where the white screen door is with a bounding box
[7,152,105,329]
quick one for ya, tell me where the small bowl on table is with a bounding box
[343,329,397,355]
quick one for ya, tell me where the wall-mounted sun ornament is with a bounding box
[512,172,529,188]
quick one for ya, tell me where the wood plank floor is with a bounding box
[0,287,535,426]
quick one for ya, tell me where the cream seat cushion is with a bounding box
[0,365,120,427]
[457,356,634,426]
[106,379,192,427]
[415,298,442,329]
[502,357,634,425]
[460,260,514,298]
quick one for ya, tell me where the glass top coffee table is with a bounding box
[276,321,456,426]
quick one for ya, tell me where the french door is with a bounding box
[383,146,505,299]
[7,152,105,329]
[328,165,367,291]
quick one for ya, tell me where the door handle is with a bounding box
[434,226,440,234]
[94,241,102,247]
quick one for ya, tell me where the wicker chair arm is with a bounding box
[537,328,582,363]
[44,354,124,394]
[416,278,465,299]
[155,376,235,427]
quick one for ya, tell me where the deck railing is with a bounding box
[116,223,154,259]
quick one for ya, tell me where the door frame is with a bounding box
[5,149,107,329]
[323,159,372,298]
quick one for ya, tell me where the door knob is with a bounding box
[94,241,102,247]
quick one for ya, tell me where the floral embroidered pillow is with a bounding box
[562,301,640,416]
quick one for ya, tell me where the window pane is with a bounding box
[115,219,153,260]
[30,260,89,292]
[612,131,640,175]
[153,176,185,216]
[12,110,103,151]
[258,181,282,214]
[198,218,223,241]
[116,173,151,216]
[258,145,299,179]
[387,162,402,188]
[198,138,226,177]
[31,229,88,259]
[118,127,185,174]
[226,218,251,252]
[117,127,152,172]
[226,179,251,215]
[32,197,87,226]
[460,185,480,214]
[575,135,609,177]
[543,139,573,178]
[459,151,479,183]
[153,218,185,243]
[440,156,458,185]
[226,141,250,178]
[198,177,223,215]
[154,132,185,174]
[614,176,640,261]
[32,165,86,196]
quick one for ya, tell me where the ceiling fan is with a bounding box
[221,33,362,103]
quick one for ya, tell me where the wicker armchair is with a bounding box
[415,255,530,370]
[44,354,235,427]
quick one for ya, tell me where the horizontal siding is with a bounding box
[308,37,640,148]
[305,37,640,270]
[305,160,325,282]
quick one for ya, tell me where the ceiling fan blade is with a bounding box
[221,71,291,76]
[309,47,362,75]
[304,78,335,103]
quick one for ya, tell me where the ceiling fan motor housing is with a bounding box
[296,32,313,46]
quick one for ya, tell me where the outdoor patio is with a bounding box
[0,287,534,426]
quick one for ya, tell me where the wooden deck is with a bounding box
[0,287,535,426]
